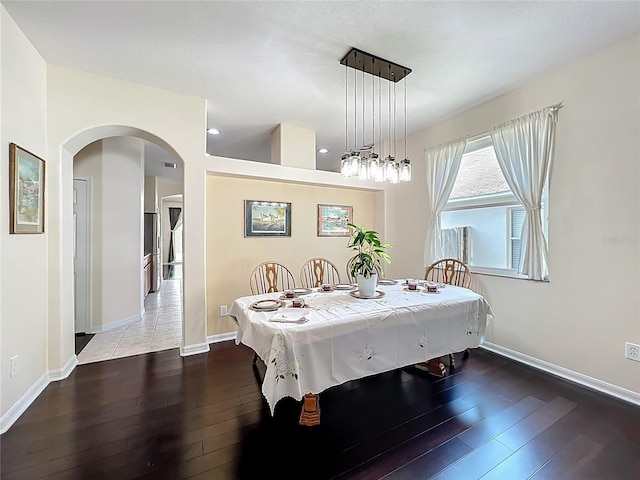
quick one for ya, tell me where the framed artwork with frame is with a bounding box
[317,204,353,237]
[9,143,45,234]
[244,200,291,237]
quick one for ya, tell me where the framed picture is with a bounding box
[245,200,291,237]
[317,204,353,237]
[9,143,45,234]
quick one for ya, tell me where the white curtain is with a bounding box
[491,105,559,280]
[423,137,468,267]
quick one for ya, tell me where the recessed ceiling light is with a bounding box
[318,148,329,154]
[207,128,221,135]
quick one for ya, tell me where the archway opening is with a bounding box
[63,126,186,362]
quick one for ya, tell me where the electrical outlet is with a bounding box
[219,305,228,316]
[625,342,640,362]
[10,355,18,377]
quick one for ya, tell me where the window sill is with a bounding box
[469,266,549,282]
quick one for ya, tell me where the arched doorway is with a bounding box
[62,126,187,362]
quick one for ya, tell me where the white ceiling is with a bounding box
[3,1,639,174]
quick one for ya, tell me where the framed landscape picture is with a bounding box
[244,200,291,237]
[9,143,45,234]
[317,204,353,237]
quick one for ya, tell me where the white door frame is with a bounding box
[73,177,92,334]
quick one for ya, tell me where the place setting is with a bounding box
[279,288,313,299]
[249,299,286,311]
[402,279,441,294]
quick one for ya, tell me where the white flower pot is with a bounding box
[357,273,378,298]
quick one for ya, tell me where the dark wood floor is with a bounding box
[1,342,639,480]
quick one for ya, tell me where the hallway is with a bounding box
[76,278,182,364]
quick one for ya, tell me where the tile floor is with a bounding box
[77,277,183,364]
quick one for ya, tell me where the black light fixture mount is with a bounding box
[340,48,411,83]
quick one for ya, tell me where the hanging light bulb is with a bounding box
[372,73,385,182]
[389,161,400,184]
[350,55,360,177]
[349,151,361,176]
[341,153,352,177]
[340,60,352,177]
[384,155,395,181]
[400,72,411,182]
[359,157,370,180]
[399,158,411,182]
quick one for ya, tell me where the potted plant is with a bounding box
[347,223,393,297]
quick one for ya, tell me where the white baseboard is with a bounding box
[481,342,640,407]
[49,355,78,381]
[207,332,236,344]
[1,354,79,435]
[181,342,210,357]
[91,313,141,333]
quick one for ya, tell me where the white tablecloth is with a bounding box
[229,282,493,415]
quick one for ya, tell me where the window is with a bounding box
[440,135,547,278]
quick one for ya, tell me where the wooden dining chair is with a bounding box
[300,257,341,288]
[345,254,383,284]
[247,261,296,367]
[249,261,296,295]
[419,258,472,377]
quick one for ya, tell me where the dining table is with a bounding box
[228,280,493,426]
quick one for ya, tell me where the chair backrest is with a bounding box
[345,255,383,284]
[424,258,471,288]
[249,262,296,295]
[300,258,341,288]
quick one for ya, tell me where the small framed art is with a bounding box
[317,204,353,237]
[9,143,45,234]
[244,200,291,237]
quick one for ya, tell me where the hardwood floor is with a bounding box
[1,343,639,479]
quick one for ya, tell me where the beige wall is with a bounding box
[206,175,382,335]
[385,34,640,395]
[0,5,49,427]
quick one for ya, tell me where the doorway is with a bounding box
[71,137,185,364]
[73,178,90,334]
[73,178,94,354]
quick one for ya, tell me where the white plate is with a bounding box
[251,299,283,311]
[377,279,398,285]
[349,290,385,299]
[335,284,356,290]
[293,288,312,295]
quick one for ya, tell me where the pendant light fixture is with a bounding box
[339,47,411,183]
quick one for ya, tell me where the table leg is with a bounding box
[299,393,320,426]
[416,358,447,377]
